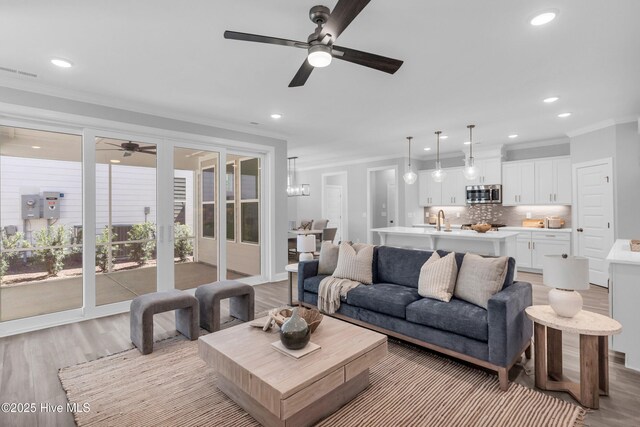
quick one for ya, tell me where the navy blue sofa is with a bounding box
[298,246,533,390]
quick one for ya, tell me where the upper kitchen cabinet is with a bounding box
[534,157,572,205]
[465,157,502,185]
[502,161,535,205]
[441,168,466,206]
[418,170,442,206]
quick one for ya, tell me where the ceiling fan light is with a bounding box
[308,44,332,68]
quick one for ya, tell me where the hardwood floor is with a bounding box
[1,273,639,426]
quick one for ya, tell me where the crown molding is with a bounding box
[566,116,638,138]
[502,137,570,151]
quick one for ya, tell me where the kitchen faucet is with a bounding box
[436,210,445,232]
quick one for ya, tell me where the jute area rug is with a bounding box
[59,337,585,427]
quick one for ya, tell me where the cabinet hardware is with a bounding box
[528,241,531,249]
[577,228,584,232]
[532,242,535,249]
[605,176,609,183]
[515,195,517,203]
[550,193,552,202]
[554,193,557,201]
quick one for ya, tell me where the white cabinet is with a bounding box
[534,157,572,205]
[418,170,441,206]
[516,231,571,271]
[441,168,466,206]
[502,161,535,205]
[465,157,502,185]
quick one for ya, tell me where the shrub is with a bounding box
[174,223,193,262]
[126,222,156,266]
[33,225,69,276]
[1,229,29,280]
[95,227,116,273]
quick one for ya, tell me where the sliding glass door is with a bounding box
[95,137,158,305]
[0,126,83,321]
[173,147,219,290]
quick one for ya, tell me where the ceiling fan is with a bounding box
[224,0,403,87]
[97,141,157,157]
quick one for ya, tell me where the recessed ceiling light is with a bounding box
[508,134,519,139]
[530,11,557,26]
[543,96,559,103]
[270,113,282,119]
[423,147,431,151]
[51,58,73,68]
[440,135,448,140]
[110,159,121,163]
[463,141,471,145]
[31,145,41,149]
[557,112,572,118]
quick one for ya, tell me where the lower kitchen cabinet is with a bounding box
[515,231,571,272]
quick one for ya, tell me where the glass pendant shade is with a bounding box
[403,136,417,185]
[463,124,478,181]
[431,161,446,182]
[403,169,417,185]
[432,131,446,182]
[287,157,310,197]
[463,157,479,180]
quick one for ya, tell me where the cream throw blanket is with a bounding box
[317,276,361,314]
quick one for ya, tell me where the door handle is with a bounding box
[577,228,584,232]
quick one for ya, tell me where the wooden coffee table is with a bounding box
[198,315,387,427]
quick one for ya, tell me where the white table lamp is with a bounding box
[297,235,316,261]
[543,254,590,318]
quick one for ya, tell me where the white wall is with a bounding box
[295,157,423,244]
[570,121,640,240]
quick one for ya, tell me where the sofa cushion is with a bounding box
[318,241,339,275]
[437,250,516,290]
[405,297,489,342]
[454,254,509,309]
[346,283,422,318]
[375,246,433,288]
[418,252,458,302]
[303,275,330,294]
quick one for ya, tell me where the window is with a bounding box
[174,177,186,224]
[240,158,259,244]
[202,166,215,238]
[226,162,235,241]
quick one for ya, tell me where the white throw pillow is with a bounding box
[418,252,458,302]
[454,253,509,309]
[332,242,374,285]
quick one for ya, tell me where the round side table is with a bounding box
[525,305,622,409]
[285,263,299,306]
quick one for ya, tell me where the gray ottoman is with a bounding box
[130,290,199,355]
[195,280,255,332]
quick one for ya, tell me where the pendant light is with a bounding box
[463,124,479,180]
[287,157,310,197]
[431,131,447,182]
[402,136,417,185]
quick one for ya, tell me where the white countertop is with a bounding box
[372,226,520,240]
[412,223,572,233]
[607,239,640,266]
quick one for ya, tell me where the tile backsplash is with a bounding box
[424,205,572,228]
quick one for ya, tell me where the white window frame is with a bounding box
[239,156,260,246]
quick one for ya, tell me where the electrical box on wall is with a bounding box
[42,192,61,219]
[21,194,42,219]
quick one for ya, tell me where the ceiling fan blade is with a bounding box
[137,150,157,155]
[96,149,123,151]
[102,142,124,149]
[322,0,371,40]
[224,31,309,49]
[137,147,157,151]
[289,59,314,87]
[333,45,403,74]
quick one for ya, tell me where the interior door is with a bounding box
[575,160,614,287]
[386,183,396,226]
[325,185,342,243]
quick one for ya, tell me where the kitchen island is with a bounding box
[371,226,519,257]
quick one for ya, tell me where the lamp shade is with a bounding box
[543,255,589,290]
[297,234,316,253]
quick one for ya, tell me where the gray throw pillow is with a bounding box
[318,241,340,275]
[454,253,508,309]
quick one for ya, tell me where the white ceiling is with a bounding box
[1,0,639,167]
